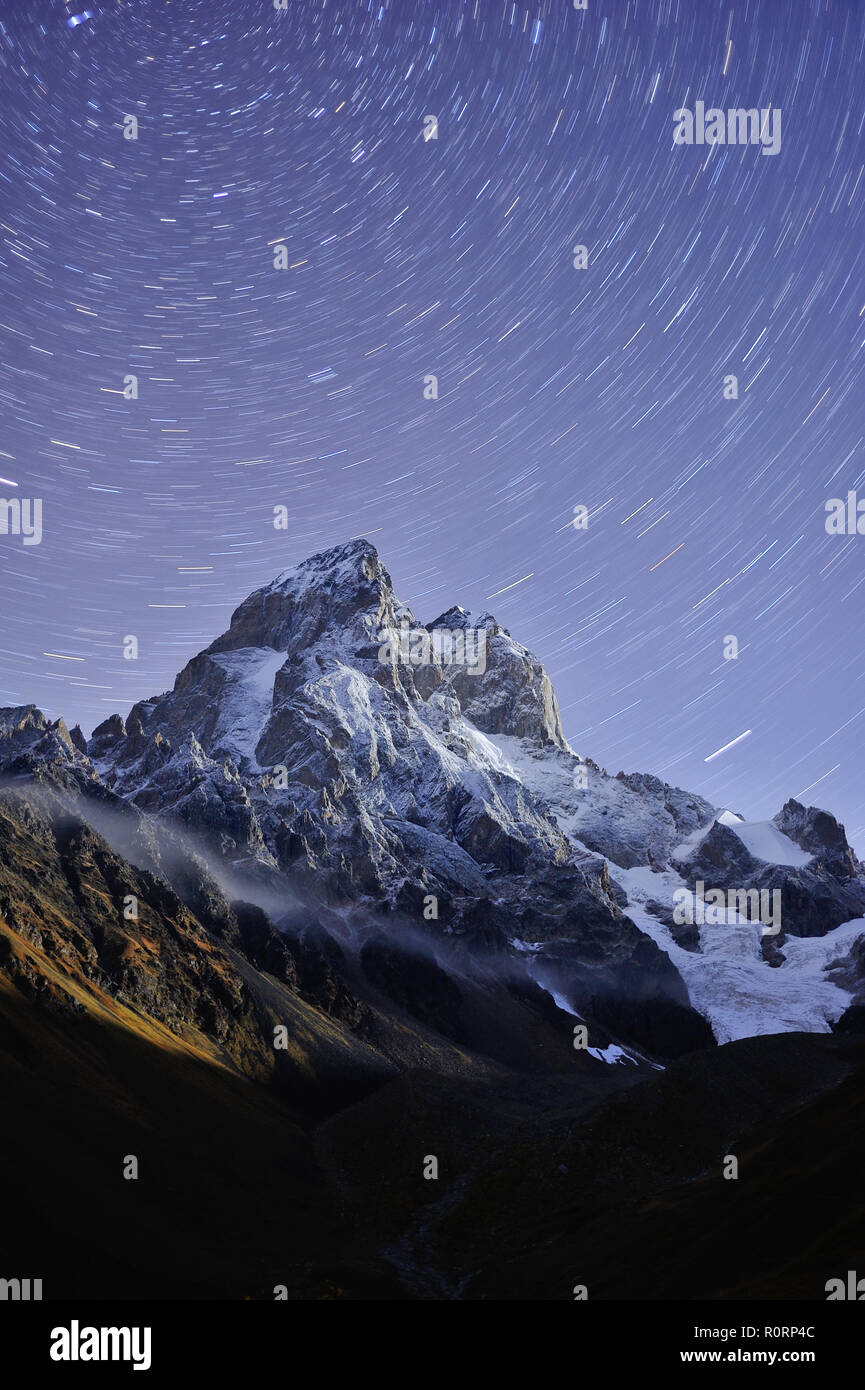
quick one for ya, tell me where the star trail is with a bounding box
[1,0,864,844]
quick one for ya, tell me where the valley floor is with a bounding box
[3,973,863,1301]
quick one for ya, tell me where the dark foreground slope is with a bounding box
[334,1032,865,1301]
[4,965,864,1300]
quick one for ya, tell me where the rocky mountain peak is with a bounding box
[91,712,126,743]
[207,537,399,659]
[0,704,93,789]
[431,609,567,749]
[0,704,49,738]
[773,798,862,880]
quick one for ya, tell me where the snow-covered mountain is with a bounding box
[3,538,865,1057]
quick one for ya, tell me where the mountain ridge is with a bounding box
[3,538,864,1053]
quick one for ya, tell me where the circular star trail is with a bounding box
[1,0,863,844]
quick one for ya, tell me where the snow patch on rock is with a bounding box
[610,861,865,1043]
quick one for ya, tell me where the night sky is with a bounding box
[1,1,864,847]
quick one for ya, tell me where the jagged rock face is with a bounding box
[429,609,567,748]
[211,539,398,660]
[774,799,862,880]
[0,705,52,741]
[85,540,579,895]
[232,900,370,1033]
[483,740,717,871]
[0,705,96,791]
[675,821,761,881]
[0,780,393,1103]
[577,769,716,869]
[91,713,272,863]
[675,819,865,938]
[616,772,716,852]
[0,787,281,1076]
